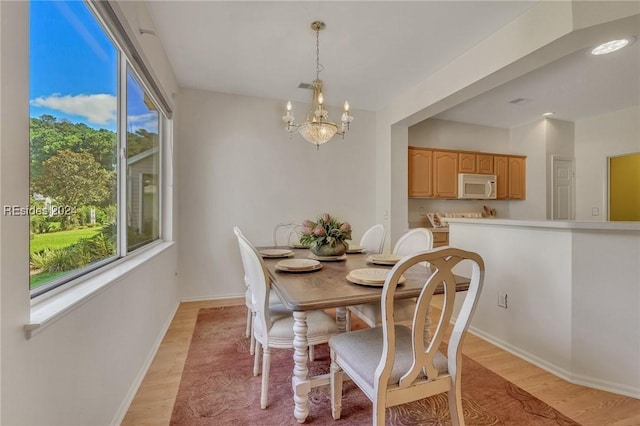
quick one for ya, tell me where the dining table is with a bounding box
[259,246,470,424]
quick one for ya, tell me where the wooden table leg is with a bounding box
[335,306,347,332]
[292,311,310,423]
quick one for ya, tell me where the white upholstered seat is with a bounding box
[348,228,434,332]
[329,247,485,425]
[234,227,340,409]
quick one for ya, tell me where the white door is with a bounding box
[552,157,575,220]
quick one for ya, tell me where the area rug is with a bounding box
[171,306,580,426]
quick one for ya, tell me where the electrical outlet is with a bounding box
[498,290,508,308]
[419,207,425,216]
[592,207,600,216]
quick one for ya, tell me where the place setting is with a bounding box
[346,268,406,287]
[366,253,401,266]
[259,248,295,259]
[345,243,366,254]
[308,253,347,262]
[275,258,323,273]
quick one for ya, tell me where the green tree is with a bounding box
[127,128,158,157]
[32,150,115,227]
[30,115,117,178]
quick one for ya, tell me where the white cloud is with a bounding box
[31,93,117,125]
[128,112,158,133]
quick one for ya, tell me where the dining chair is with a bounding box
[359,224,386,254]
[329,247,485,425]
[234,227,341,409]
[348,228,434,335]
[273,222,302,247]
[234,226,284,356]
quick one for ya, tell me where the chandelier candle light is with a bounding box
[282,21,353,149]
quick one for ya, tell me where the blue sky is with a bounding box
[30,1,157,133]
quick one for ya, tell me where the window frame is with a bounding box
[29,0,169,299]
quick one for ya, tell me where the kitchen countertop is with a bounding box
[444,217,640,231]
[408,221,449,233]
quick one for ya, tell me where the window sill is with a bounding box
[25,241,175,339]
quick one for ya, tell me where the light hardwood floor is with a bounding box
[122,298,640,425]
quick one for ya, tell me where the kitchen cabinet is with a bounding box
[494,155,526,199]
[477,154,494,174]
[408,147,433,197]
[458,153,476,173]
[433,151,458,198]
[408,147,524,199]
[459,152,494,174]
[508,157,526,199]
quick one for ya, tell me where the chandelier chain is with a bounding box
[315,26,324,80]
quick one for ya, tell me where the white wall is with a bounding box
[574,106,640,220]
[448,219,640,397]
[176,89,377,300]
[0,2,180,425]
[509,120,547,219]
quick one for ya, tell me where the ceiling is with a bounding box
[145,1,639,129]
[434,36,640,128]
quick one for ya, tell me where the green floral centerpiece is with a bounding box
[299,213,352,257]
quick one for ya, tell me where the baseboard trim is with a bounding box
[180,294,244,303]
[179,295,245,306]
[111,300,181,426]
[466,325,640,399]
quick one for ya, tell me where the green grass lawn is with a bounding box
[30,228,101,254]
[30,228,102,290]
[30,270,68,289]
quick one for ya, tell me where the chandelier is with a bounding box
[282,21,353,149]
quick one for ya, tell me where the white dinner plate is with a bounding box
[259,248,294,258]
[346,244,365,254]
[366,254,401,265]
[289,243,310,249]
[348,268,407,284]
[275,258,321,271]
[308,253,348,262]
[345,270,406,287]
[276,263,322,273]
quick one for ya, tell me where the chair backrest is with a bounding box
[359,224,386,254]
[392,228,433,257]
[234,227,272,332]
[273,222,302,246]
[376,247,484,396]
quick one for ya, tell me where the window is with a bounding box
[29,1,166,297]
[126,69,160,251]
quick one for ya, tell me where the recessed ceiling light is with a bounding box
[591,39,630,55]
[542,112,555,117]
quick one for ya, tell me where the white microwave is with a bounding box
[458,173,497,199]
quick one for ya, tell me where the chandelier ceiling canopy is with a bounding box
[282,21,353,149]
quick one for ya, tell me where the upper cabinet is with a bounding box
[494,155,526,200]
[408,147,433,197]
[458,152,476,173]
[433,151,458,198]
[409,147,526,200]
[459,152,494,174]
[477,154,494,174]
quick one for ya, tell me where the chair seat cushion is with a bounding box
[329,325,448,387]
[349,299,418,327]
[255,310,340,345]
